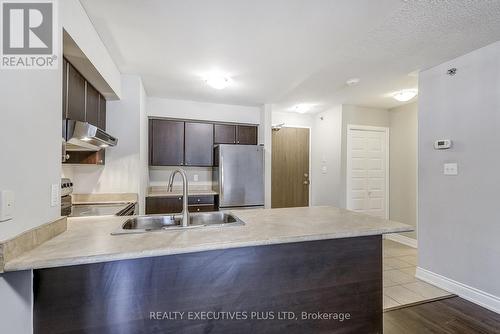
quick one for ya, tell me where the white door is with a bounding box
[347,126,388,218]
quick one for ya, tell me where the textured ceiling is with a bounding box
[81,0,500,112]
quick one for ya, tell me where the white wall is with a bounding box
[0,2,122,332]
[340,105,390,208]
[150,167,213,186]
[418,41,500,303]
[271,111,314,128]
[311,107,343,206]
[0,69,62,242]
[148,97,261,124]
[0,64,60,334]
[389,102,418,239]
[62,75,148,212]
[61,0,121,98]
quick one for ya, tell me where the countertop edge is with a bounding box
[4,227,411,272]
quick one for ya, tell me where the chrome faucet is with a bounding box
[167,168,189,227]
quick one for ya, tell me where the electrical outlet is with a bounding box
[321,166,327,174]
[444,163,458,175]
[0,190,14,222]
[193,174,199,182]
[51,184,60,207]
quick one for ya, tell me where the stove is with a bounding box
[60,178,136,217]
[69,203,135,217]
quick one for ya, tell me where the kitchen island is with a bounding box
[5,206,411,334]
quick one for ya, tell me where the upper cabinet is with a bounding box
[237,125,258,145]
[214,124,237,144]
[214,124,258,145]
[85,83,99,127]
[66,62,86,122]
[185,122,214,166]
[63,58,107,130]
[149,119,185,166]
[98,95,106,130]
[149,119,258,167]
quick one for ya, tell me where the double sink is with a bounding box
[112,211,244,235]
[112,168,244,235]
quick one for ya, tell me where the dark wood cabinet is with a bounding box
[85,83,99,127]
[188,195,215,205]
[214,124,237,144]
[149,119,184,166]
[148,118,258,167]
[185,122,214,166]
[62,58,109,165]
[98,95,106,130]
[146,195,217,214]
[189,205,215,212]
[63,58,107,129]
[62,58,68,118]
[237,125,258,144]
[214,124,258,145]
[146,197,183,214]
[64,150,105,165]
[66,63,86,122]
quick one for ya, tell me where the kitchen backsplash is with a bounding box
[149,166,213,187]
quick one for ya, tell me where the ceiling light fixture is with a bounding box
[392,89,418,102]
[346,78,360,86]
[290,103,316,114]
[204,73,231,90]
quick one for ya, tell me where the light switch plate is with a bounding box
[193,174,199,182]
[444,163,458,175]
[0,190,14,222]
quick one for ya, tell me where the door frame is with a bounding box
[346,124,390,219]
[271,125,312,206]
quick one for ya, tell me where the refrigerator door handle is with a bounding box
[220,153,224,202]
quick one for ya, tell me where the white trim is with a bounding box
[271,125,313,206]
[346,124,390,219]
[385,233,417,248]
[416,267,500,314]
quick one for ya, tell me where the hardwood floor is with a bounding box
[384,297,500,333]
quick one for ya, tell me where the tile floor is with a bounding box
[383,239,452,310]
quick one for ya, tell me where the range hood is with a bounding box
[63,120,118,151]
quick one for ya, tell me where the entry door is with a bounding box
[272,127,310,208]
[347,126,388,218]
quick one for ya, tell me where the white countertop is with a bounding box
[4,206,412,271]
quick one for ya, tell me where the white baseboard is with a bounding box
[384,233,417,248]
[416,267,500,314]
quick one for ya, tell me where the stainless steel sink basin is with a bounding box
[111,212,244,235]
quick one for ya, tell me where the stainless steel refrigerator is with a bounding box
[213,144,264,209]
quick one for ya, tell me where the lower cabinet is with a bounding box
[146,196,183,214]
[146,195,217,214]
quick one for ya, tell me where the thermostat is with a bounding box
[434,139,452,150]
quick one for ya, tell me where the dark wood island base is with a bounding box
[34,235,382,334]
